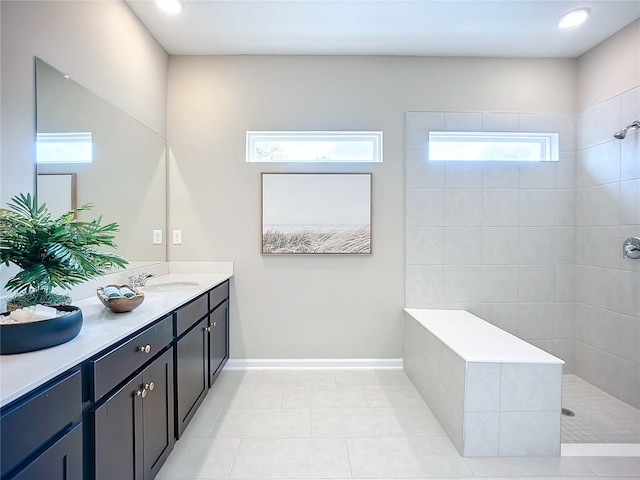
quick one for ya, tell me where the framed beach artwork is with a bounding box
[261,173,372,255]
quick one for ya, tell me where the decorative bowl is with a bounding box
[0,305,83,355]
[97,284,145,313]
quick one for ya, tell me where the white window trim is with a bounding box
[246,131,383,163]
[36,132,93,164]
[428,131,559,162]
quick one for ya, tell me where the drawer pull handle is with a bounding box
[145,382,155,392]
[138,344,151,354]
[136,388,147,398]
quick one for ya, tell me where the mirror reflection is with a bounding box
[35,57,167,268]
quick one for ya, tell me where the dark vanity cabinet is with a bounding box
[89,314,175,480]
[1,279,230,480]
[0,369,83,480]
[174,294,209,438]
[208,281,229,386]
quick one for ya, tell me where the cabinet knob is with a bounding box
[136,388,147,398]
[205,326,211,332]
[138,344,151,354]
[213,321,217,328]
[145,382,155,391]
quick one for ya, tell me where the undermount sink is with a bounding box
[143,281,200,292]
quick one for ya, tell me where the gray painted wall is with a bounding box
[166,55,576,360]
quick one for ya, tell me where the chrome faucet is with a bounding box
[127,273,156,287]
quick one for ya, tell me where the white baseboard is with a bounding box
[561,443,640,457]
[224,358,403,370]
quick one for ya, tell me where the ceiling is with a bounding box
[126,0,640,58]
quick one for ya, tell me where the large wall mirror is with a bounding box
[35,57,167,268]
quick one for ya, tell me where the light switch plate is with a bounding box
[172,229,183,245]
[153,230,163,245]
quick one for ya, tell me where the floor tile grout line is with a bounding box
[225,437,244,479]
[344,437,355,479]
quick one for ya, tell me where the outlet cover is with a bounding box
[153,230,163,245]
[172,229,183,245]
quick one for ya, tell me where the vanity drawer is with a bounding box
[1,369,81,478]
[90,314,173,401]
[208,281,229,312]
[175,293,208,338]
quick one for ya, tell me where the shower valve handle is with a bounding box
[623,237,640,259]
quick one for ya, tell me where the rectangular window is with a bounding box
[428,131,559,162]
[36,132,93,164]
[246,131,382,163]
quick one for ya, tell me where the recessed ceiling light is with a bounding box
[155,0,184,15]
[557,8,591,29]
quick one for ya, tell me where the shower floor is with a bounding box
[562,374,640,444]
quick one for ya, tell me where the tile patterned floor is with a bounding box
[562,374,640,444]
[157,369,640,480]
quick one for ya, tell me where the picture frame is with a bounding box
[261,173,372,255]
[36,173,77,218]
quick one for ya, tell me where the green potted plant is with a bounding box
[0,193,128,354]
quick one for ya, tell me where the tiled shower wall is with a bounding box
[405,111,577,373]
[575,86,640,409]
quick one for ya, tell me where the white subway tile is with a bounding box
[555,227,576,265]
[464,412,500,457]
[498,411,561,456]
[557,113,577,152]
[444,189,482,226]
[554,265,575,302]
[517,302,555,339]
[578,140,621,188]
[406,111,444,150]
[443,265,483,303]
[444,112,482,131]
[519,266,555,302]
[518,113,556,132]
[553,302,575,339]
[444,226,481,265]
[554,189,576,227]
[483,265,519,302]
[444,162,483,188]
[405,265,444,305]
[519,227,556,265]
[555,151,577,188]
[621,135,640,180]
[519,189,556,227]
[465,363,500,412]
[620,179,640,225]
[406,188,445,226]
[406,150,444,188]
[500,364,562,412]
[406,227,444,265]
[482,227,519,265]
[519,161,556,189]
[482,112,518,131]
[578,183,621,227]
[482,162,520,188]
[482,189,519,226]
[578,97,621,149]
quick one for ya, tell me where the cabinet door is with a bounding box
[209,300,229,387]
[11,424,82,480]
[142,349,175,480]
[176,316,208,438]
[93,373,143,480]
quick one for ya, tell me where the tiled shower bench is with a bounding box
[403,308,564,457]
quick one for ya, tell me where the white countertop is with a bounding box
[0,273,232,408]
[404,308,563,365]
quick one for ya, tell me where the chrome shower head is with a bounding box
[614,120,640,139]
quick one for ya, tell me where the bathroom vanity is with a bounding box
[0,273,231,480]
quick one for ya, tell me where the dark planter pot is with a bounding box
[0,306,83,355]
